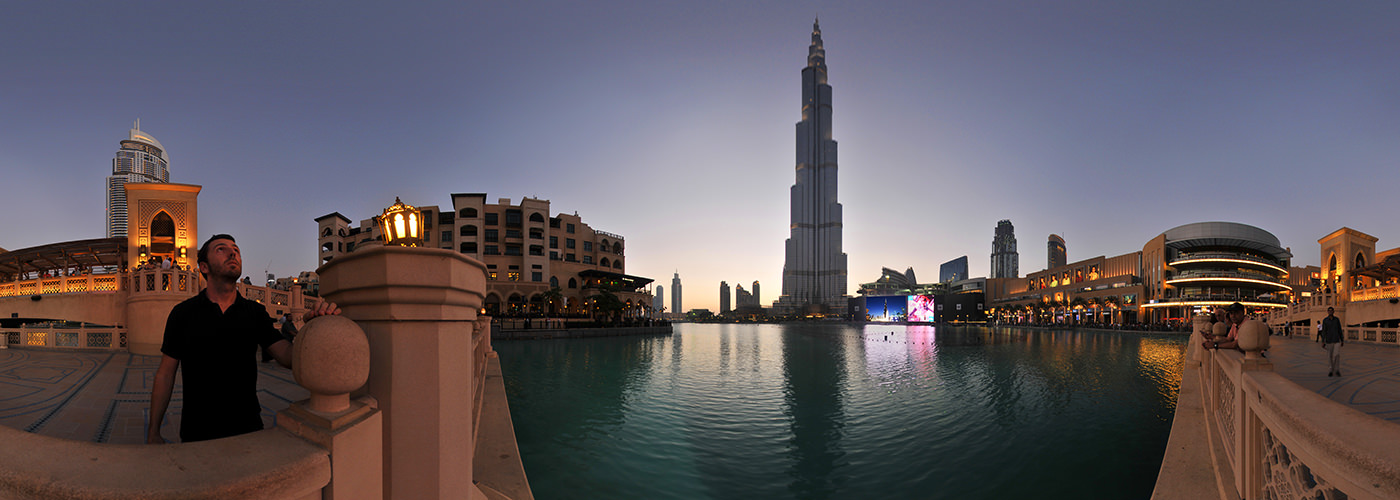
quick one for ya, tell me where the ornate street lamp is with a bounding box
[379,197,424,247]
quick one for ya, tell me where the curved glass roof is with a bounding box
[1162,221,1291,261]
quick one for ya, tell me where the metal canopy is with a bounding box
[1351,253,1400,281]
[0,237,127,276]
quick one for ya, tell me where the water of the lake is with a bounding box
[496,323,1186,500]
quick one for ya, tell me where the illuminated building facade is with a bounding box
[317,194,650,317]
[1139,222,1291,323]
[939,256,968,283]
[1047,234,1067,270]
[107,121,170,238]
[991,220,1019,279]
[775,19,848,315]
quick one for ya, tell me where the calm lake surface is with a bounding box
[496,324,1186,500]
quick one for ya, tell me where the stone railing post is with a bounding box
[278,315,383,500]
[318,246,488,500]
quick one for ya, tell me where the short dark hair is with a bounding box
[197,234,236,266]
[1226,302,1245,313]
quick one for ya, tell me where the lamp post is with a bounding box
[379,197,424,247]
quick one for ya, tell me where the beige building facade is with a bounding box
[317,194,652,319]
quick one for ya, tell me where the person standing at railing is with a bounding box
[147,234,340,444]
[1204,302,1246,351]
[1321,306,1344,377]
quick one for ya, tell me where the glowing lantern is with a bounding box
[379,197,424,247]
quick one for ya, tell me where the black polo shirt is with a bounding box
[161,289,285,442]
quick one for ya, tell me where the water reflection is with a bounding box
[497,325,1187,500]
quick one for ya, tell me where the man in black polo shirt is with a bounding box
[147,234,340,443]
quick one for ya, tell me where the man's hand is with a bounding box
[303,301,341,322]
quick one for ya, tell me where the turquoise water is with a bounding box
[496,324,1186,500]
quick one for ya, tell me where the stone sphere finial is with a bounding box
[1237,319,1270,358]
[1212,321,1230,340]
[293,315,370,413]
[1193,313,1213,338]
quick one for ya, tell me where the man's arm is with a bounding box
[268,339,294,369]
[147,354,180,444]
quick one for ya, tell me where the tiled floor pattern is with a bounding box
[1262,335,1400,423]
[0,348,308,443]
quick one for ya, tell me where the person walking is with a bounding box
[1320,306,1345,377]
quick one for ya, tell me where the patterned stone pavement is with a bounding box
[0,348,308,444]
[1250,334,1400,423]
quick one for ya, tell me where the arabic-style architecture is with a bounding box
[774,19,849,316]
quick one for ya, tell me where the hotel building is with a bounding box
[316,194,651,318]
[106,121,170,238]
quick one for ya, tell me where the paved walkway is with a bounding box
[1254,334,1400,423]
[0,348,307,444]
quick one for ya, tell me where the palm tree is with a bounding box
[542,287,563,327]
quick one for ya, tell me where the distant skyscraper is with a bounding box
[719,281,731,313]
[775,19,848,315]
[752,280,760,306]
[107,120,169,237]
[671,272,683,314]
[939,256,969,283]
[735,284,753,308]
[991,220,1019,279]
[1048,234,1067,269]
[654,285,665,312]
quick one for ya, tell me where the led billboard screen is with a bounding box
[908,295,936,322]
[865,296,907,322]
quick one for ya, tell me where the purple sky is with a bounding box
[2,2,1397,312]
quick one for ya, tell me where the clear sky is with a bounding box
[2,1,1397,312]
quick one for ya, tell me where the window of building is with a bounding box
[565,254,576,262]
[346,242,356,252]
[529,228,543,239]
[532,264,542,269]
[583,256,593,264]
[550,236,558,249]
[439,211,455,225]
[550,276,559,288]
[488,271,497,281]
[442,231,452,242]
[550,251,560,260]
[506,229,522,239]
[505,209,522,227]
[529,212,544,223]
[566,239,576,249]
[529,245,543,256]
[568,277,577,288]
[322,227,332,237]
[508,272,521,282]
[421,210,433,229]
[506,245,522,256]
[566,223,575,233]
[485,245,499,255]
[613,261,622,269]
[600,257,610,267]
[532,272,542,282]
[485,229,498,242]
[485,213,498,225]
[584,241,593,252]
[550,217,561,228]
[461,242,477,253]
[459,208,477,218]
[460,225,477,237]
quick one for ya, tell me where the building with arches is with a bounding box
[316,194,653,320]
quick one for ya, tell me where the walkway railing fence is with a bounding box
[1,324,126,350]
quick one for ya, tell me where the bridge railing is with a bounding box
[1177,338,1400,499]
[1,324,126,350]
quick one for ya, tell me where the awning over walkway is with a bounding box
[1351,254,1400,281]
[0,238,127,276]
[578,269,653,291]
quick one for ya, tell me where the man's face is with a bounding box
[1229,310,1246,324]
[1328,308,1335,317]
[201,238,241,280]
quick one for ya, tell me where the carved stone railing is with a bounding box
[1351,283,1400,303]
[1156,320,1400,499]
[0,325,126,350]
[0,273,125,297]
[129,269,200,295]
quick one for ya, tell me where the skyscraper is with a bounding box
[671,272,683,314]
[719,281,731,314]
[654,285,665,312]
[1048,234,1067,269]
[752,280,760,306]
[775,19,848,315]
[939,256,969,283]
[107,120,170,237]
[991,220,1019,278]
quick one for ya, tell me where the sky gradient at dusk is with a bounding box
[2,1,1397,312]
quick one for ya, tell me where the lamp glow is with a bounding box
[380,197,424,247]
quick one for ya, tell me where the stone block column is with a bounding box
[319,246,488,500]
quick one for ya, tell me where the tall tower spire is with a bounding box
[775,22,847,315]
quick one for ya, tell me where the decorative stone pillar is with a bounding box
[318,246,488,500]
[278,315,383,500]
[1237,319,1271,362]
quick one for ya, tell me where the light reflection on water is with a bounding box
[497,324,1186,500]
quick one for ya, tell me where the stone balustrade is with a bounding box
[1155,317,1400,499]
[1,325,125,350]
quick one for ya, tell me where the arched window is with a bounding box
[568,277,577,289]
[322,242,334,253]
[321,227,333,237]
[529,212,544,223]
[613,260,623,269]
[150,211,176,256]
[600,257,610,268]
[459,208,478,218]
[550,276,559,288]
[460,225,477,237]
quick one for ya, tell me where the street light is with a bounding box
[379,197,424,247]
